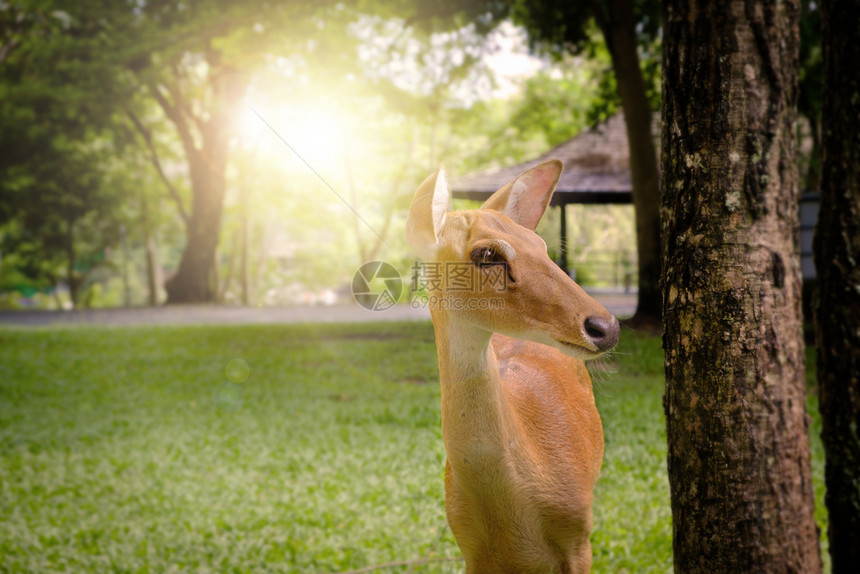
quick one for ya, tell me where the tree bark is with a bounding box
[661,1,821,571]
[814,1,860,570]
[604,0,662,327]
[160,53,247,304]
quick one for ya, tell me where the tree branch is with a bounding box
[146,78,198,159]
[126,110,190,225]
[169,62,207,133]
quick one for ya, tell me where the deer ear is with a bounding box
[406,166,450,260]
[481,159,562,231]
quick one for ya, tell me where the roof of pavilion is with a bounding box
[451,111,658,205]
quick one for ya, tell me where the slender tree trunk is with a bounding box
[604,0,662,327]
[65,218,79,309]
[814,1,860,570]
[121,225,131,307]
[211,246,222,303]
[240,190,250,306]
[661,1,820,571]
[220,230,240,302]
[253,223,266,299]
[51,279,62,310]
[140,192,159,306]
[143,234,159,306]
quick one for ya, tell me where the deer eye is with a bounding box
[470,246,506,267]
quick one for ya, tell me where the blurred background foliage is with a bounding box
[0,0,820,309]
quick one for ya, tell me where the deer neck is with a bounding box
[431,310,516,469]
[432,310,495,381]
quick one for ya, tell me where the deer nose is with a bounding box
[583,315,620,352]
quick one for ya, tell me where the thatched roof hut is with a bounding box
[451,111,641,206]
[452,111,820,281]
[451,112,643,273]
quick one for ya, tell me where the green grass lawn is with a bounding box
[0,322,828,573]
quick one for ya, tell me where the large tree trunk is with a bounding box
[162,54,246,304]
[814,1,860,570]
[165,142,228,303]
[661,1,821,571]
[604,0,662,327]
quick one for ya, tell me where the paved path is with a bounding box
[0,293,637,327]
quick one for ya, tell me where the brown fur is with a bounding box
[406,161,618,573]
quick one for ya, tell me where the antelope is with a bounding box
[405,159,619,574]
